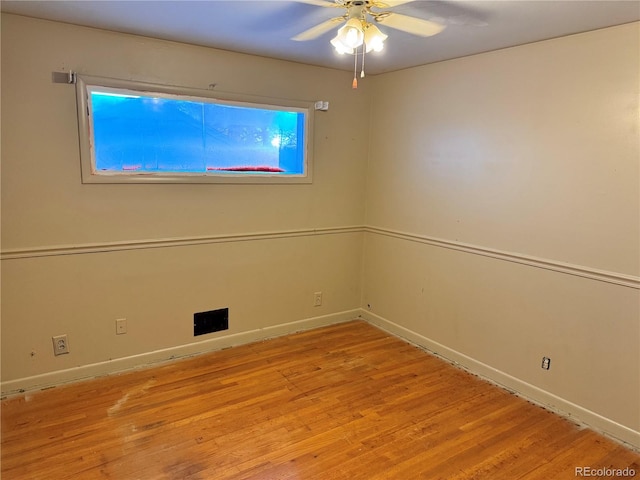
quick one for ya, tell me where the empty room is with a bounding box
[1,1,639,478]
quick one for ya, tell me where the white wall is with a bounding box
[362,23,640,446]
[2,13,638,448]
[0,14,369,387]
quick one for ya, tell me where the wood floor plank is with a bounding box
[2,320,638,479]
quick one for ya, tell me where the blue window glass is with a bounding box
[88,88,307,176]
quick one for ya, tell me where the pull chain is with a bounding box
[352,45,358,89]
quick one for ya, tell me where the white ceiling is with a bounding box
[2,0,639,75]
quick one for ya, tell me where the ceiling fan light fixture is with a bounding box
[330,36,354,54]
[335,18,364,50]
[364,24,387,52]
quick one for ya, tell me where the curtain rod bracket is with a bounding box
[52,70,77,84]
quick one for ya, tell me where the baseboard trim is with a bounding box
[0,309,360,397]
[4,308,638,450]
[359,309,640,450]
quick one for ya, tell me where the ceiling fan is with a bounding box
[291,0,447,87]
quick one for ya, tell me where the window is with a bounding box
[75,75,313,183]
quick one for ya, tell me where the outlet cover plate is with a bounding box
[116,318,127,335]
[52,334,69,356]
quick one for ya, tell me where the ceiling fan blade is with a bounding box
[289,0,337,7]
[377,12,445,37]
[292,17,345,41]
[372,0,415,7]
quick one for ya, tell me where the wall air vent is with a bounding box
[194,308,229,336]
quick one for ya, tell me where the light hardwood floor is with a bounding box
[2,320,639,479]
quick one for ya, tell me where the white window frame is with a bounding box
[75,75,314,184]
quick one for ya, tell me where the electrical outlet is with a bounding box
[541,357,551,370]
[116,318,127,335]
[314,292,323,307]
[52,335,69,356]
[314,101,329,111]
